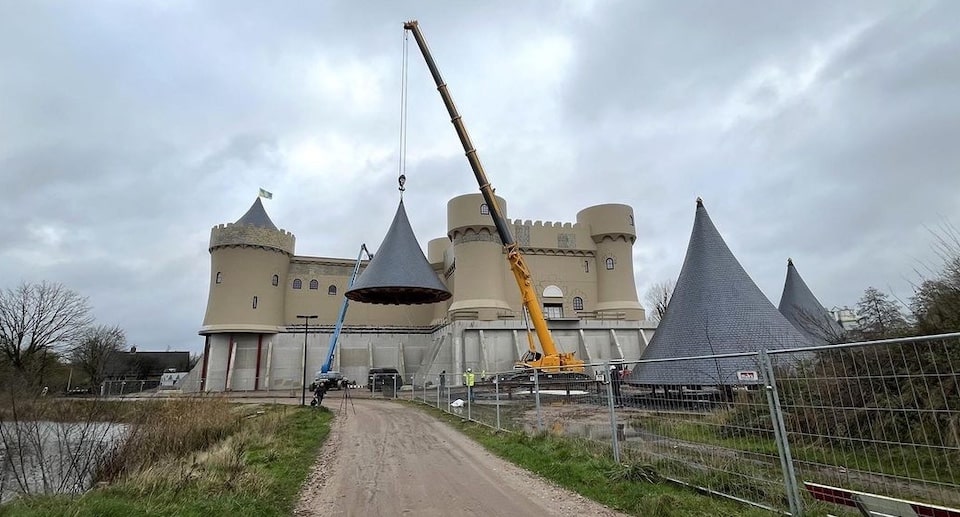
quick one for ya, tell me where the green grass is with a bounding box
[1,405,331,517]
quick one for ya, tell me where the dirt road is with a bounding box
[295,397,627,517]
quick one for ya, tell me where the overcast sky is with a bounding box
[2,1,958,354]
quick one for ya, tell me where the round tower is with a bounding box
[427,237,453,322]
[447,193,510,320]
[201,198,295,334]
[576,204,644,319]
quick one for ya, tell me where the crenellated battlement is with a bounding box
[210,223,296,255]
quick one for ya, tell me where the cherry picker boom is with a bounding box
[403,20,583,374]
[316,244,372,385]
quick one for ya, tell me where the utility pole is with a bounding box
[297,315,318,406]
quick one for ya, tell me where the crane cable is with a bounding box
[398,30,409,198]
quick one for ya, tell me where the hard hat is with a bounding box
[467,368,472,372]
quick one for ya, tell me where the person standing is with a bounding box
[463,368,476,403]
[610,365,623,407]
[439,370,446,391]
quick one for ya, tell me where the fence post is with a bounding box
[495,374,501,431]
[604,361,621,464]
[534,367,543,433]
[759,350,803,516]
[393,375,397,399]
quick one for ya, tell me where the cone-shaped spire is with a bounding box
[628,199,810,386]
[235,198,278,230]
[778,258,844,343]
[345,200,451,305]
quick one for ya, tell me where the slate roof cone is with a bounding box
[628,198,811,386]
[778,258,844,344]
[345,200,451,305]
[235,197,278,230]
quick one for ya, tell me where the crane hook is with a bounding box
[398,174,406,192]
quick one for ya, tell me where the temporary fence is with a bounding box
[406,333,960,516]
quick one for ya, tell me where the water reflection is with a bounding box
[0,421,127,503]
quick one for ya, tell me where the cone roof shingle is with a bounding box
[628,199,811,386]
[778,258,844,343]
[235,197,278,230]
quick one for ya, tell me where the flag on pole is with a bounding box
[258,188,273,199]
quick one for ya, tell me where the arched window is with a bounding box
[542,285,563,298]
[328,285,337,296]
[271,274,279,287]
[573,296,584,311]
[309,279,319,290]
[293,278,302,289]
[628,214,634,226]
[252,296,258,309]
[480,203,489,215]
[605,257,615,270]
[215,272,222,284]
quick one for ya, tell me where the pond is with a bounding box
[0,421,127,504]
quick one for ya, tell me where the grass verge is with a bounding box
[0,403,331,517]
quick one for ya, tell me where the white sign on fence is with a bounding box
[736,370,759,382]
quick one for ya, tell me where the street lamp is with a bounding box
[297,314,318,406]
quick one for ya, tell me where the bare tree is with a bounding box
[0,281,93,383]
[70,325,125,390]
[644,280,675,323]
[855,286,910,340]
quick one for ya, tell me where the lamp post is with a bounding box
[297,314,318,406]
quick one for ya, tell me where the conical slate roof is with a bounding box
[778,259,844,344]
[235,198,278,230]
[345,200,451,305]
[628,199,811,386]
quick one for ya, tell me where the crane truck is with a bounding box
[314,244,372,388]
[403,20,584,375]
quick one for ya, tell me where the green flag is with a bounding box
[258,188,273,199]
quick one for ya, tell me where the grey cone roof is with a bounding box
[235,198,278,230]
[778,259,844,344]
[628,199,811,386]
[345,200,451,305]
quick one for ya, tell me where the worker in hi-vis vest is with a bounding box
[463,368,476,402]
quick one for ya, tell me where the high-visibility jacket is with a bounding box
[464,371,475,387]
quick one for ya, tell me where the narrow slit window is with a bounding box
[293,279,302,289]
[309,279,319,290]
[272,274,279,287]
[215,272,223,284]
[252,296,258,309]
[584,260,589,273]
[605,258,615,270]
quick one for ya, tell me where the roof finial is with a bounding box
[787,257,794,266]
[696,196,704,207]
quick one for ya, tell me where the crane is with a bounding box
[403,20,583,374]
[316,243,372,385]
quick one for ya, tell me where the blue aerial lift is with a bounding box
[315,244,371,388]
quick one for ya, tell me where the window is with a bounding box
[328,285,337,296]
[542,285,563,298]
[573,296,584,311]
[543,304,563,319]
[293,278,302,289]
[605,257,615,270]
[584,260,589,273]
[628,214,634,226]
[480,203,489,215]
[252,296,258,309]
[215,272,222,284]
[309,279,319,290]
[271,274,279,287]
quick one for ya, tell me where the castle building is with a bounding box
[189,194,654,392]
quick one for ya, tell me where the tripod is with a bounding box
[338,380,356,416]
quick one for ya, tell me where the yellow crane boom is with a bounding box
[403,20,582,373]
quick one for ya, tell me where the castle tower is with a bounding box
[201,198,295,334]
[446,193,511,320]
[576,204,644,319]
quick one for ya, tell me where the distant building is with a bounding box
[103,347,190,381]
[830,306,859,331]
[189,195,655,392]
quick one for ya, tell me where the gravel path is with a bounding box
[294,397,628,517]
